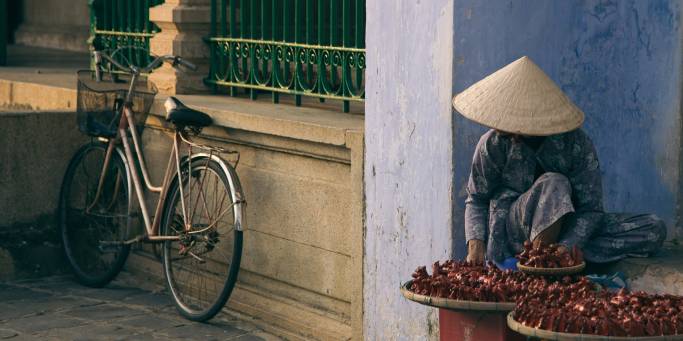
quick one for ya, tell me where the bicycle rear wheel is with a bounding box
[59,142,131,287]
[161,157,243,322]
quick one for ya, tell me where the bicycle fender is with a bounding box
[182,153,246,232]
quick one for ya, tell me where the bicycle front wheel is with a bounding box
[161,157,243,322]
[59,142,131,287]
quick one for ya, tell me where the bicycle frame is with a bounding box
[91,98,244,246]
[86,51,243,247]
[65,50,246,319]
[89,102,185,243]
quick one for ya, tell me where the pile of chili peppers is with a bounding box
[516,241,583,268]
[409,260,581,302]
[514,284,683,336]
[408,261,683,337]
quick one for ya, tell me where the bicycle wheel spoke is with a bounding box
[187,159,210,224]
[196,182,214,224]
[213,176,229,223]
[61,143,131,287]
[203,203,236,231]
[162,159,242,321]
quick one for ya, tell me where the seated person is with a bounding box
[452,56,666,264]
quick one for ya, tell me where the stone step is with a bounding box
[604,243,683,295]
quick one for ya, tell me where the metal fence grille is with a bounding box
[206,0,366,112]
[0,0,6,66]
[89,0,163,69]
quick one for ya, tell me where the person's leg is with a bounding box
[582,213,667,263]
[507,172,575,253]
[485,188,521,262]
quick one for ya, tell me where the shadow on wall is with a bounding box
[0,111,87,279]
[7,0,22,43]
[452,0,683,258]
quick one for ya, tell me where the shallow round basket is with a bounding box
[506,312,683,340]
[517,261,586,275]
[400,281,515,312]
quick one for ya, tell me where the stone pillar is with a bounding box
[148,0,210,95]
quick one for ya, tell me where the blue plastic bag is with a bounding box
[586,272,627,290]
[494,257,519,271]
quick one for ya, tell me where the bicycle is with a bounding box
[58,47,246,322]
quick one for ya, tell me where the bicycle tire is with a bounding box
[161,156,243,322]
[59,142,131,287]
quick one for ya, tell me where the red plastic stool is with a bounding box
[439,308,526,341]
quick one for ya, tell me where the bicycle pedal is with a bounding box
[188,251,205,263]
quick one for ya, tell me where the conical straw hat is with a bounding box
[452,56,584,136]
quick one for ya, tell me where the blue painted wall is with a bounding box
[365,1,454,339]
[363,0,682,338]
[452,0,683,258]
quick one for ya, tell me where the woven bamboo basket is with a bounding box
[517,261,586,275]
[400,281,516,312]
[506,312,683,340]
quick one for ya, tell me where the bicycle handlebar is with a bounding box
[93,49,196,79]
[174,57,198,71]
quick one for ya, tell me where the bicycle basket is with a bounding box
[76,70,158,137]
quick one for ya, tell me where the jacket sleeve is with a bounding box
[464,131,506,243]
[559,130,605,248]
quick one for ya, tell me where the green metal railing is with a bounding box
[88,0,163,69]
[0,0,7,66]
[206,0,366,112]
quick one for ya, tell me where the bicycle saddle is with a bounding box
[164,97,212,128]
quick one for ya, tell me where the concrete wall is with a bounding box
[15,0,89,51]
[365,1,454,340]
[0,111,87,278]
[1,45,365,338]
[124,97,365,341]
[452,0,683,257]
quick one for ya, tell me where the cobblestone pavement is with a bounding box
[0,274,281,341]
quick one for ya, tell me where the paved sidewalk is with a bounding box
[0,275,280,341]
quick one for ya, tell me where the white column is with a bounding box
[364,1,455,340]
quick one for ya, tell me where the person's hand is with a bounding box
[556,244,569,255]
[466,239,485,264]
[555,244,584,266]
